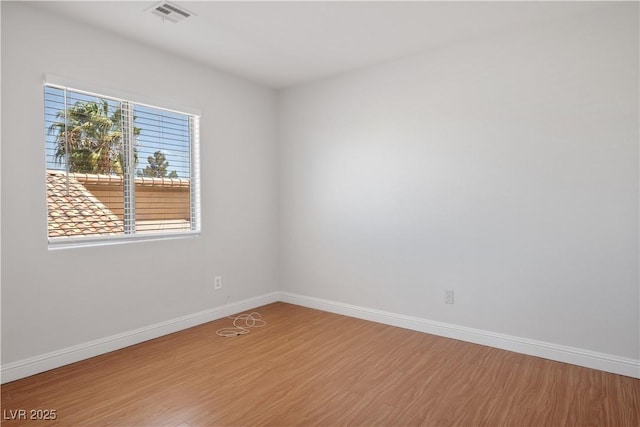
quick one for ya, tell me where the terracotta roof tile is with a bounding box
[47,170,123,238]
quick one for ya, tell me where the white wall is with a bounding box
[279,4,639,360]
[1,2,279,364]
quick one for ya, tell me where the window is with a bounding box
[44,83,200,247]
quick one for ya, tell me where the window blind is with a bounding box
[44,84,200,246]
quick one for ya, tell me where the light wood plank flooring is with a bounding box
[2,302,639,426]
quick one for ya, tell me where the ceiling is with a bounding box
[30,1,612,89]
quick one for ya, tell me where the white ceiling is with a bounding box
[30,1,613,89]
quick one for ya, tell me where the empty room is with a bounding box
[1,1,638,426]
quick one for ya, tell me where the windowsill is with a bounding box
[48,230,200,250]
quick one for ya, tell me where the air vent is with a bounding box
[147,1,194,23]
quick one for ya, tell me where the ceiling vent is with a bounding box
[147,1,194,23]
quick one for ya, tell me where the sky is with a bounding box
[44,85,192,179]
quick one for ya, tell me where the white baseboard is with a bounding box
[0,292,280,384]
[279,292,640,379]
[3,290,638,383]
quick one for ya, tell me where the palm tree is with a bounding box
[49,99,138,174]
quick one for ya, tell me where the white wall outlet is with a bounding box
[214,275,222,290]
[445,290,454,304]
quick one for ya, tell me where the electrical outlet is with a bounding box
[445,290,454,304]
[214,275,222,290]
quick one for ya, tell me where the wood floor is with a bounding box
[2,302,639,426]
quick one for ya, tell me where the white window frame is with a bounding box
[44,76,201,249]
